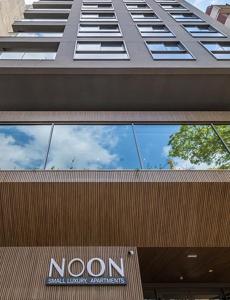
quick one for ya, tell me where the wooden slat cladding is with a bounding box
[138,247,230,284]
[0,111,229,123]
[0,247,143,300]
[0,171,229,247]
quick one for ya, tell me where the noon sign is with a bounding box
[46,257,127,286]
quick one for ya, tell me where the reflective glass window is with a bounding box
[78,24,121,36]
[161,3,187,10]
[184,25,224,37]
[137,24,174,37]
[74,41,129,59]
[131,12,160,21]
[170,12,203,22]
[202,42,230,60]
[134,125,230,170]
[214,125,230,148]
[16,32,63,37]
[46,125,140,170]
[146,42,194,60]
[0,125,51,170]
[126,3,151,10]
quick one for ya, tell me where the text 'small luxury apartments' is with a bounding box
[0,0,230,299]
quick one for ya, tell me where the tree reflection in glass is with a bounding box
[46,125,140,170]
[214,125,230,149]
[135,125,230,170]
[0,125,51,170]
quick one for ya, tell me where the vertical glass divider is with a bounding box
[44,123,54,170]
[211,123,230,154]
[131,123,144,169]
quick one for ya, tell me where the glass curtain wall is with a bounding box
[0,124,229,170]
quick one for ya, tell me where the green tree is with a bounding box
[168,125,230,170]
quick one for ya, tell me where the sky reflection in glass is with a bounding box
[0,125,51,170]
[135,125,230,170]
[46,125,140,170]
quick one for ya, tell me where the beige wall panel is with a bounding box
[0,0,24,35]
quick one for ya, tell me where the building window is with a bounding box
[123,0,145,2]
[134,125,230,170]
[201,42,230,59]
[46,125,141,170]
[17,19,68,22]
[74,41,129,60]
[0,124,228,170]
[170,12,204,22]
[0,51,57,60]
[155,0,178,2]
[26,8,71,11]
[81,3,114,10]
[0,125,51,170]
[80,12,117,21]
[160,4,188,11]
[78,23,122,37]
[13,32,63,37]
[125,3,151,10]
[130,12,161,22]
[137,24,174,37]
[146,41,194,60]
[183,24,224,37]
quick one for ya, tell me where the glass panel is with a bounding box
[16,32,63,37]
[214,53,230,59]
[82,13,99,18]
[22,52,56,60]
[135,125,230,170]
[214,125,230,148]
[77,42,101,51]
[46,125,140,170]
[0,125,51,170]
[0,52,24,59]
[203,42,223,51]
[79,25,100,31]
[74,53,128,59]
[147,42,182,52]
[192,32,223,37]
[152,53,193,59]
[221,44,230,50]
[101,42,124,51]
[19,19,68,21]
[138,25,168,32]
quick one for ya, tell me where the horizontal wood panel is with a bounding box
[138,247,230,284]
[0,171,229,247]
[0,247,143,300]
[0,111,229,123]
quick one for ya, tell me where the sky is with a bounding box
[25,0,230,11]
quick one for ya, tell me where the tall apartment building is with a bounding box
[0,0,230,299]
[0,0,24,35]
[206,4,230,28]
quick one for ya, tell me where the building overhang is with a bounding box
[0,68,229,110]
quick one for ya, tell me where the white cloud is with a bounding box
[46,125,119,170]
[0,126,50,169]
[0,125,130,170]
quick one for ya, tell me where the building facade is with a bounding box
[0,0,24,35]
[0,0,230,299]
[206,4,230,28]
